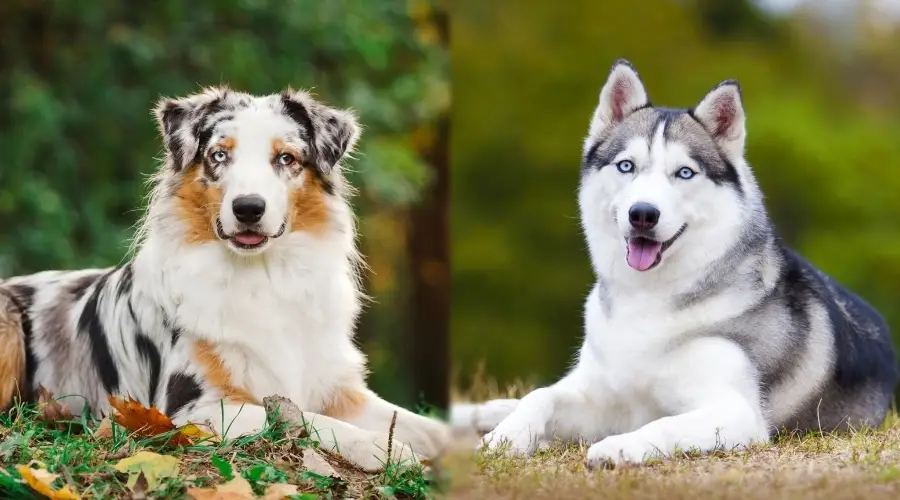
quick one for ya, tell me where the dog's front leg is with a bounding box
[585,338,770,469]
[291,411,424,472]
[480,373,597,457]
[328,388,452,460]
[174,401,269,439]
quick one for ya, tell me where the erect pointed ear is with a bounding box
[280,89,361,174]
[153,86,231,171]
[691,80,746,160]
[587,59,650,140]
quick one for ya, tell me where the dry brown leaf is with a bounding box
[131,472,149,500]
[17,464,81,500]
[36,385,74,430]
[301,447,341,479]
[261,483,299,500]
[186,476,255,500]
[107,395,217,445]
[93,417,113,440]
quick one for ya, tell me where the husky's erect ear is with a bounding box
[280,89,361,174]
[692,80,746,160]
[153,86,231,171]
[587,59,650,140]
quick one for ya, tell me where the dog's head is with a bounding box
[579,60,754,275]
[151,86,359,256]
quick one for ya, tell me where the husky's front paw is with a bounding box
[478,421,540,457]
[585,432,657,469]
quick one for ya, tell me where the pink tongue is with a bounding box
[627,239,662,271]
[234,232,265,246]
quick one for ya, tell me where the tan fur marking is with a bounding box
[0,290,25,409]
[289,172,330,234]
[217,137,236,152]
[322,387,367,419]
[175,165,223,244]
[192,340,258,405]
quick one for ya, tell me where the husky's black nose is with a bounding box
[232,195,266,224]
[628,202,660,230]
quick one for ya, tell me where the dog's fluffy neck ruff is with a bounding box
[130,169,365,348]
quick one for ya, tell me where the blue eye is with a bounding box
[616,160,635,173]
[677,167,696,179]
[212,150,228,163]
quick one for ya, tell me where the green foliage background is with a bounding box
[451,0,900,392]
[0,0,447,406]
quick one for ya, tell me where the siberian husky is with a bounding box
[452,60,898,469]
[0,86,450,471]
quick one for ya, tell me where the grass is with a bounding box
[442,378,900,499]
[0,395,440,499]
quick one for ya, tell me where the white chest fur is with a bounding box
[134,231,365,410]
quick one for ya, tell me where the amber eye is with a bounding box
[277,153,297,167]
[212,150,228,163]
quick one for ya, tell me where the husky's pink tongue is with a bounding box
[234,232,266,246]
[626,239,662,271]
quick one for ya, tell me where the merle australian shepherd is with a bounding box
[0,86,450,471]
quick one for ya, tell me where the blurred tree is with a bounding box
[0,0,448,407]
[405,0,452,412]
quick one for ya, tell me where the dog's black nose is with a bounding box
[628,202,660,230]
[232,195,266,224]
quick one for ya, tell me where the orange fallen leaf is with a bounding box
[36,385,74,430]
[108,395,217,445]
[17,464,81,500]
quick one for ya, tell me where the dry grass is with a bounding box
[442,377,900,499]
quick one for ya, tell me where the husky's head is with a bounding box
[580,60,758,277]
[147,86,359,256]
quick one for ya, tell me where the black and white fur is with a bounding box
[0,86,450,471]
[452,60,898,468]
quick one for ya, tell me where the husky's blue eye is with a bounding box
[676,167,696,179]
[212,150,228,163]
[616,160,635,173]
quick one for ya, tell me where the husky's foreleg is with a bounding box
[584,337,769,469]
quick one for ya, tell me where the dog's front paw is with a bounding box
[187,403,268,439]
[585,432,658,470]
[474,399,520,433]
[392,415,452,460]
[336,431,422,472]
[478,421,540,457]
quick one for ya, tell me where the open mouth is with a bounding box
[625,224,687,272]
[215,219,286,251]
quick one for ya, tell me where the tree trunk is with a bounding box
[405,1,450,412]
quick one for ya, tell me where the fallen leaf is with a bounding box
[17,464,81,500]
[36,385,74,430]
[187,476,255,500]
[181,422,221,443]
[113,451,180,491]
[93,417,114,440]
[261,483,299,500]
[131,472,149,500]
[108,395,217,445]
[300,447,340,479]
